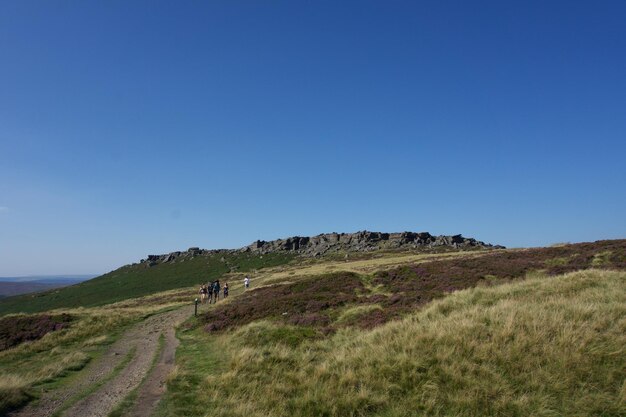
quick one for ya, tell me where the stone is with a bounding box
[132,231,502,267]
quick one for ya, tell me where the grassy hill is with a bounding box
[163,269,625,417]
[0,252,294,315]
[155,239,626,417]
[1,239,624,415]
[0,281,67,298]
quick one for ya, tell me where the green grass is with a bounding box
[153,323,227,417]
[544,255,574,267]
[0,252,294,315]
[335,304,383,325]
[160,269,626,417]
[231,321,321,348]
[592,250,613,266]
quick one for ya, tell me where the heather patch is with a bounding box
[200,240,626,333]
[202,272,364,332]
[0,314,73,351]
[370,239,626,325]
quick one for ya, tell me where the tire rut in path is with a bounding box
[10,306,191,417]
[62,307,191,417]
[123,320,180,417]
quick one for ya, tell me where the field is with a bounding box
[1,239,625,416]
[155,239,626,417]
[158,269,626,417]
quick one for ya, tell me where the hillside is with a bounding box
[0,252,294,315]
[194,239,626,333]
[0,231,497,315]
[165,269,626,417]
[0,276,93,298]
[0,238,624,416]
[0,282,66,298]
[158,239,626,417]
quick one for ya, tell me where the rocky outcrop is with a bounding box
[244,231,503,257]
[138,231,503,266]
[140,247,228,266]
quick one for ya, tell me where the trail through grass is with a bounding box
[0,290,190,414]
[51,347,137,417]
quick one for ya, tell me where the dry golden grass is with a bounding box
[165,269,626,417]
[335,304,383,324]
[219,249,487,295]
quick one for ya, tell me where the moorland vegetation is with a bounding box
[155,239,626,417]
[1,238,624,416]
[160,269,625,417]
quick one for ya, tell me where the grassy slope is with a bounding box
[197,239,626,332]
[0,252,294,315]
[2,240,625,414]
[159,269,626,417]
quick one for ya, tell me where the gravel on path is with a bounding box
[9,306,192,417]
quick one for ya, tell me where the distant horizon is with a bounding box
[0,274,97,282]
[1,231,624,277]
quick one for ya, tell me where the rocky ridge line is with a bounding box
[139,231,504,266]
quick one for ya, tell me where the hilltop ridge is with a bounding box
[0,231,502,315]
[140,230,503,267]
[246,230,504,256]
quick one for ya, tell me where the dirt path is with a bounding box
[124,319,180,417]
[10,306,192,417]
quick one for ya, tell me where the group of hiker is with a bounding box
[199,280,227,304]
[198,276,251,304]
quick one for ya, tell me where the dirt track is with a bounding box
[10,306,192,417]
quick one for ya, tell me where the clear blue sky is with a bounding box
[1,1,625,276]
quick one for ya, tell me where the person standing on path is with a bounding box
[207,282,214,304]
[199,285,207,303]
[244,276,250,289]
[223,282,229,298]
[213,280,221,303]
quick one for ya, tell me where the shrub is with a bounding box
[0,314,73,351]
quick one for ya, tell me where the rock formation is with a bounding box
[243,231,503,257]
[138,231,503,266]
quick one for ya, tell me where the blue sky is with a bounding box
[1,1,625,275]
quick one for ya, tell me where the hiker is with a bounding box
[244,276,250,289]
[199,285,207,303]
[207,282,214,304]
[223,282,229,298]
[213,280,221,303]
